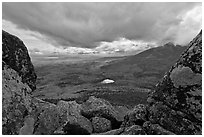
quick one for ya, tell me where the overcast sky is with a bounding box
[2,2,202,54]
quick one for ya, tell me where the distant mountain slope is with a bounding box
[100,43,187,89]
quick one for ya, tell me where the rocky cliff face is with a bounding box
[2,30,37,90]
[2,30,37,134]
[2,30,202,135]
[147,30,202,134]
[2,62,33,134]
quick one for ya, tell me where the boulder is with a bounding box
[114,105,130,122]
[91,117,112,133]
[147,30,202,134]
[81,96,122,129]
[57,100,82,116]
[56,100,93,134]
[33,100,93,135]
[2,30,37,90]
[62,116,93,135]
[32,99,59,135]
[121,104,147,128]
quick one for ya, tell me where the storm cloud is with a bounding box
[2,2,202,49]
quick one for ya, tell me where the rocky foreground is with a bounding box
[2,30,202,135]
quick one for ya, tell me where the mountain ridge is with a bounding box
[100,42,187,89]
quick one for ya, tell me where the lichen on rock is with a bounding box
[91,116,112,133]
[170,65,201,88]
[2,64,32,135]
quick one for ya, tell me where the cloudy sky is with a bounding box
[2,2,202,55]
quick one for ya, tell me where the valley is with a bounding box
[32,44,187,108]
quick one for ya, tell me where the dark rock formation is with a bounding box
[81,96,122,129]
[147,30,202,134]
[33,99,93,135]
[143,121,175,135]
[99,125,146,135]
[31,99,60,135]
[98,128,124,135]
[2,30,37,90]
[91,116,112,133]
[2,30,38,135]
[121,125,146,135]
[2,63,33,135]
[121,104,147,127]
[56,100,93,135]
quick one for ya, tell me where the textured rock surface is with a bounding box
[121,125,146,135]
[114,105,130,121]
[19,116,35,135]
[91,116,112,133]
[56,100,93,135]
[121,104,147,128]
[99,125,146,135]
[143,121,175,135]
[33,100,93,135]
[147,30,202,134]
[81,96,122,129]
[62,116,93,135]
[98,128,124,135]
[2,30,37,90]
[32,99,59,135]
[2,63,32,135]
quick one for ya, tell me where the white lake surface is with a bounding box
[101,79,115,84]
